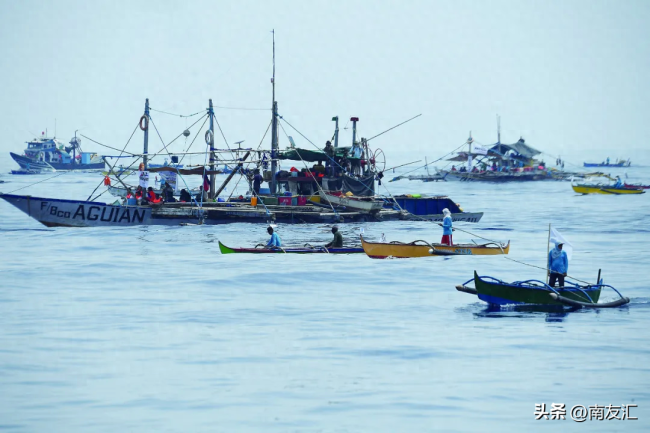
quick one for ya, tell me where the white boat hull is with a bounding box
[321,193,384,211]
[0,194,152,227]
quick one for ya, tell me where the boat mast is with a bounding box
[467,131,473,171]
[425,156,430,176]
[270,29,279,194]
[546,223,551,284]
[497,114,501,144]
[351,117,359,145]
[73,129,78,162]
[143,98,150,170]
[333,116,339,148]
[208,99,216,199]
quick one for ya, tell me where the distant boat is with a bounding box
[572,183,645,195]
[583,159,631,168]
[8,154,56,174]
[10,133,105,171]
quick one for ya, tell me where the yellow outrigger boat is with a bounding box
[572,184,645,195]
[360,235,510,259]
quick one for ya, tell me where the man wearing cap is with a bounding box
[548,241,569,288]
[325,226,343,248]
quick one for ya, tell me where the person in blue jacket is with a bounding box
[548,241,569,288]
[266,226,282,248]
[439,208,454,245]
[613,175,622,188]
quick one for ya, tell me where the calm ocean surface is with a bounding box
[1,161,649,432]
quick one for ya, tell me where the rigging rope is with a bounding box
[394,140,470,180]
[149,107,205,118]
[5,171,73,194]
[503,256,594,286]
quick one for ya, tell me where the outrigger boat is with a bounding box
[572,183,645,195]
[456,271,629,308]
[583,159,631,168]
[360,235,509,258]
[1,36,483,228]
[218,241,363,254]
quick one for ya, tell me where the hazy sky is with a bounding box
[1,0,649,170]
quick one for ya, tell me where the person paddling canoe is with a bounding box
[266,226,282,248]
[439,208,454,246]
[325,226,343,248]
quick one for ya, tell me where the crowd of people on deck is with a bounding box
[450,158,549,174]
[123,181,193,206]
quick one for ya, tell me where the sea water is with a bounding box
[0,163,649,432]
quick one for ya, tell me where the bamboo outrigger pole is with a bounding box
[365,113,422,142]
[101,156,131,191]
[214,151,251,198]
[546,223,551,284]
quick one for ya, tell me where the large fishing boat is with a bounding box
[432,117,594,182]
[1,36,484,228]
[10,133,104,171]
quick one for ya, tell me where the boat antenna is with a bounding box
[497,114,501,144]
[270,29,279,194]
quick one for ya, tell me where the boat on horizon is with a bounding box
[583,158,631,168]
[10,133,105,171]
[8,155,56,174]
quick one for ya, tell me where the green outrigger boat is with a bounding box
[456,271,629,308]
[218,241,364,254]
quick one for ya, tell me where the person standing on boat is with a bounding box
[351,142,363,176]
[548,241,568,288]
[253,169,264,196]
[324,141,334,174]
[439,208,453,246]
[266,226,282,248]
[614,175,622,188]
[325,226,343,248]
